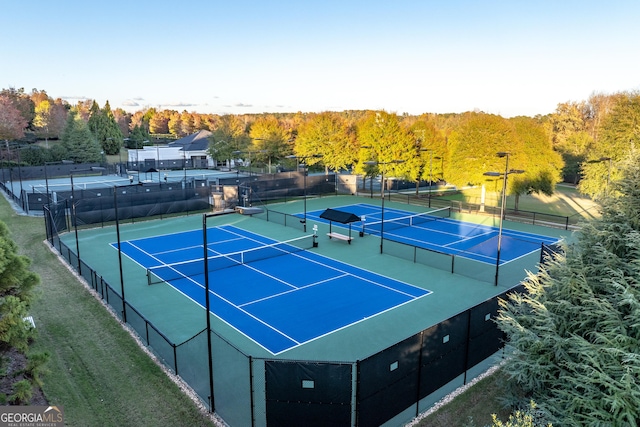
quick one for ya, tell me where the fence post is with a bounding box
[249,356,255,427]
[463,309,472,384]
[415,330,425,418]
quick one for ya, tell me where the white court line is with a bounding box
[226,225,428,299]
[121,239,303,349]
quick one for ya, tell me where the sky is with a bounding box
[1,0,639,118]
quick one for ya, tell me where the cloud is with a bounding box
[160,102,198,108]
[234,103,253,108]
[121,99,141,107]
[60,95,91,102]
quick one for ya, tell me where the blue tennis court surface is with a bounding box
[111,225,431,354]
[305,203,559,265]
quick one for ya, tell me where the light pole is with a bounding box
[70,166,106,274]
[428,152,442,208]
[418,148,442,207]
[202,213,216,413]
[483,152,524,286]
[231,148,241,181]
[364,159,405,253]
[286,154,322,232]
[114,181,142,323]
[44,160,74,206]
[108,137,127,176]
[603,157,612,192]
[132,139,149,181]
[121,138,129,175]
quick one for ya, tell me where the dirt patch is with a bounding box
[0,348,48,406]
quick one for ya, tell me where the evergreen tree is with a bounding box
[127,125,150,149]
[87,100,124,155]
[497,150,640,426]
[0,221,39,352]
[60,110,102,163]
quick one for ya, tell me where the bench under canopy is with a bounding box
[319,208,361,240]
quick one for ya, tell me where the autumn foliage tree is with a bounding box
[579,91,640,199]
[0,95,28,141]
[249,116,292,172]
[0,88,34,131]
[354,111,415,187]
[208,115,249,166]
[408,115,447,194]
[294,112,356,173]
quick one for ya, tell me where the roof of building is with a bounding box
[169,130,212,152]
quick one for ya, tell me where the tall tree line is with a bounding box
[1,87,639,197]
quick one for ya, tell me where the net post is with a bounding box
[313,224,319,247]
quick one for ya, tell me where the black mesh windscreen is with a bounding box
[265,361,352,427]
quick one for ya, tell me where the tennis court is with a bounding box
[306,203,559,265]
[112,224,431,354]
[23,168,239,195]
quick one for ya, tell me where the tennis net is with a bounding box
[147,234,316,285]
[362,207,451,235]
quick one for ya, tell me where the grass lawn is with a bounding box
[0,197,218,426]
[413,369,512,427]
[437,183,600,222]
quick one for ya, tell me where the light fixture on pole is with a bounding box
[286,154,323,232]
[364,159,405,253]
[232,149,242,182]
[70,166,106,275]
[483,152,524,286]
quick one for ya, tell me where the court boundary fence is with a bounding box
[43,205,532,427]
[372,191,581,230]
[380,236,545,287]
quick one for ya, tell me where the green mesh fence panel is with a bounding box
[414,246,455,272]
[210,331,252,427]
[453,256,495,284]
[125,305,149,344]
[105,286,124,322]
[175,329,210,408]
[498,249,540,286]
[147,325,176,371]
